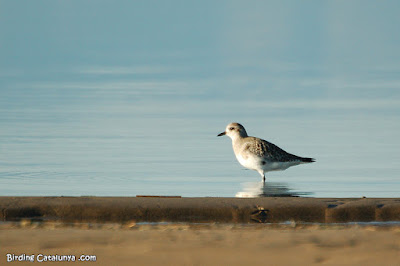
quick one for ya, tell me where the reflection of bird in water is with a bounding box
[218,122,315,182]
[236,181,312,198]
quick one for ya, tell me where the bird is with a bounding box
[218,122,315,182]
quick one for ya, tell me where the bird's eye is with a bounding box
[229,127,234,130]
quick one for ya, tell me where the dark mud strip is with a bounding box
[0,197,399,223]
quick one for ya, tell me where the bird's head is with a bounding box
[218,122,248,140]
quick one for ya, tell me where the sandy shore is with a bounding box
[1,223,399,266]
[2,197,399,265]
[1,196,400,223]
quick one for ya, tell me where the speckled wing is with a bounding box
[246,137,301,162]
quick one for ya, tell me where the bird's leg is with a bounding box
[263,174,266,183]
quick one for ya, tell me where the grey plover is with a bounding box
[218,122,315,182]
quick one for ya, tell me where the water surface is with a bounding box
[1,1,399,197]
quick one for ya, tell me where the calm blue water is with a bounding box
[1,1,400,197]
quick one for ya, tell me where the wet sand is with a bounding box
[1,197,400,265]
[1,223,399,266]
[1,196,400,223]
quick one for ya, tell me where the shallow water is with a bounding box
[1,2,400,198]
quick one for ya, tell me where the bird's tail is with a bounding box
[301,157,315,163]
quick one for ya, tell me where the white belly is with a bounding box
[236,154,260,171]
[236,154,301,173]
[262,161,301,172]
